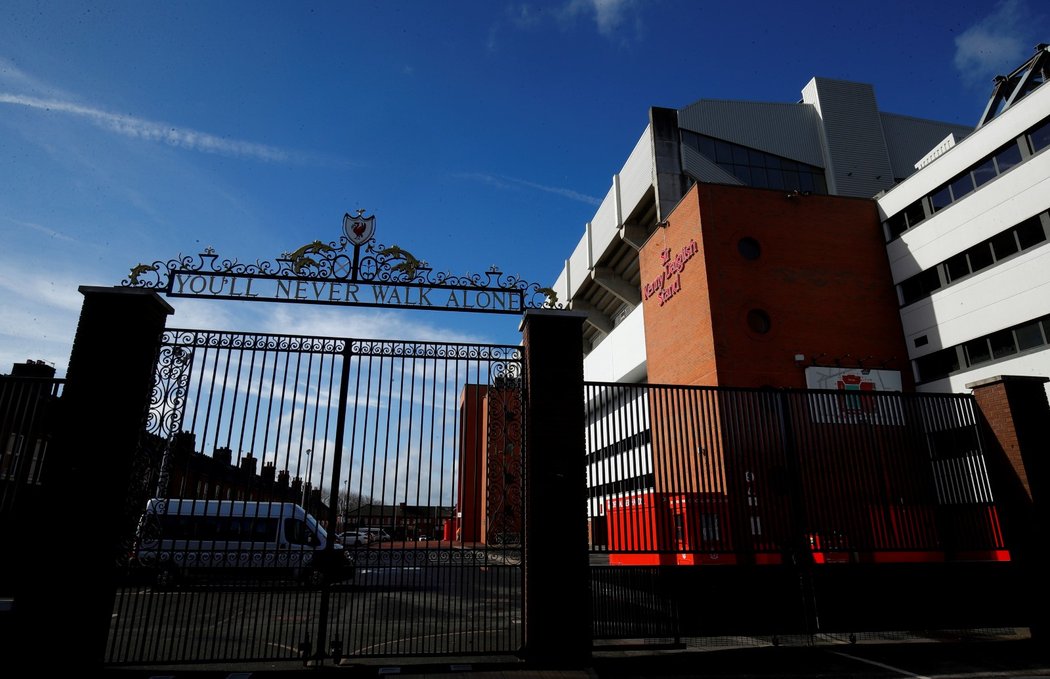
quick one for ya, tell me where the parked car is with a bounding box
[337,529,372,547]
[364,528,391,542]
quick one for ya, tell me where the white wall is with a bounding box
[582,304,647,383]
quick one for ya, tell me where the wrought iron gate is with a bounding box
[107,329,525,665]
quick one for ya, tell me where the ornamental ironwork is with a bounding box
[123,211,560,314]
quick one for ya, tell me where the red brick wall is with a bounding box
[640,188,718,385]
[641,183,913,389]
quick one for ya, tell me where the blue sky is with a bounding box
[1,0,1045,376]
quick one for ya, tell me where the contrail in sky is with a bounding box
[0,92,294,162]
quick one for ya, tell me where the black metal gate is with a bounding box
[107,329,525,665]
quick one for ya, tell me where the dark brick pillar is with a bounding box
[14,287,172,665]
[968,375,1050,644]
[520,310,590,667]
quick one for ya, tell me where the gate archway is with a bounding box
[99,214,559,666]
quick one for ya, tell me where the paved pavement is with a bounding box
[101,634,1050,678]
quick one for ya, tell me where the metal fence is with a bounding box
[584,382,1024,639]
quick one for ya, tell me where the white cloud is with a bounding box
[559,0,637,38]
[0,92,301,163]
[502,1,640,41]
[954,0,1033,83]
[458,171,601,206]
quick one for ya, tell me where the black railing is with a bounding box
[584,383,1007,564]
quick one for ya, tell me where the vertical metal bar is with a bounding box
[316,341,352,665]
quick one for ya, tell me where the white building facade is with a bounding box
[878,45,1050,401]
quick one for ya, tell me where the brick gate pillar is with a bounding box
[967,375,1050,643]
[17,287,173,666]
[520,309,590,667]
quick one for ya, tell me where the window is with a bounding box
[737,237,761,260]
[930,185,953,212]
[967,243,994,273]
[915,347,960,382]
[945,252,970,282]
[747,309,771,334]
[989,329,1018,360]
[990,230,1019,259]
[682,132,828,194]
[949,173,975,201]
[964,338,992,365]
[1016,216,1047,249]
[993,142,1022,173]
[899,267,942,305]
[972,157,997,187]
[1015,320,1045,351]
[1028,118,1050,153]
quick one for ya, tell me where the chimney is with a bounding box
[276,469,290,489]
[262,462,277,484]
[173,431,196,457]
[214,446,233,465]
[291,476,303,497]
[240,452,257,475]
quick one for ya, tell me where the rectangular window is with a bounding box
[904,201,926,228]
[967,243,994,273]
[991,230,1020,259]
[1028,118,1050,153]
[1016,216,1047,249]
[751,167,769,188]
[972,157,998,187]
[798,172,815,193]
[989,329,1018,360]
[811,172,828,194]
[964,338,991,366]
[949,173,975,201]
[994,142,1022,173]
[697,135,716,159]
[766,167,784,190]
[714,139,734,163]
[886,212,908,239]
[916,348,960,382]
[899,276,924,305]
[1015,320,1045,351]
[930,185,953,212]
[732,146,750,165]
[945,252,970,281]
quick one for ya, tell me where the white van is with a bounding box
[133,498,353,587]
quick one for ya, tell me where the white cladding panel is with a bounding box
[583,304,647,383]
[619,126,655,216]
[902,245,1050,352]
[887,151,1050,280]
[590,184,620,266]
[567,224,592,301]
